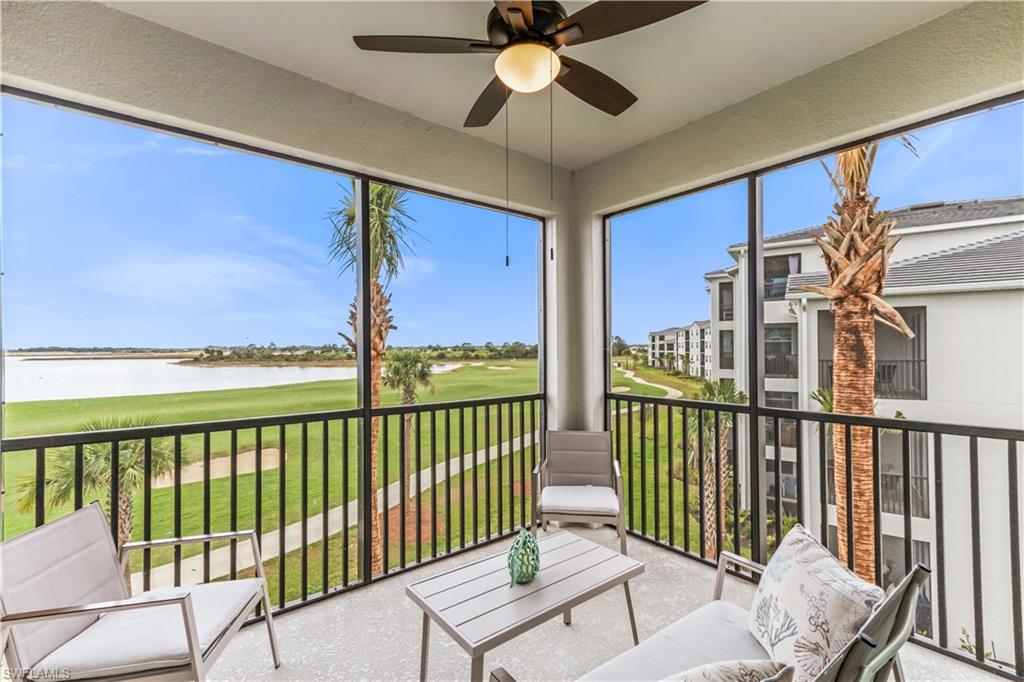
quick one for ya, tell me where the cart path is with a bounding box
[130,429,540,592]
[618,369,684,399]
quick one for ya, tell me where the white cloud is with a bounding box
[2,153,66,171]
[390,255,437,286]
[173,145,228,157]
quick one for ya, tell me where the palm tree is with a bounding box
[799,142,914,581]
[685,380,747,558]
[329,179,416,576]
[13,416,178,580]
[383,349,435,498]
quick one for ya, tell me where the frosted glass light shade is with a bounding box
[494,43,560,93]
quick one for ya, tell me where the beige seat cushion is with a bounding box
[538,485,619,516]
[32,579,263,681]
[582,600,769,681]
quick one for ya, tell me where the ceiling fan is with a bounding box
[353,1,705,127]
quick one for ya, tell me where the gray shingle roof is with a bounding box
[730,196,1024,248]
[788,230,1024,293]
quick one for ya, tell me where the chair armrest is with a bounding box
[713,551,766,600]
[490,667,518,682]
[119,530,265,580]
[1,592,191,625]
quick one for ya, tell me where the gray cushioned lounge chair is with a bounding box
[533,431,627,554]
[1,502,280,681]
[492,550,929,682]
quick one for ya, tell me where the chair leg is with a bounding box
[617,515,628,555]
[261,585,282,668]
[892,653,905,682]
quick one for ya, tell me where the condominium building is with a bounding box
[647,321,711,378]
[703,196,1024,660]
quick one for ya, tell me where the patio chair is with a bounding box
[493,525,929,682]
[532,430,626,554]
[1,502,280,681]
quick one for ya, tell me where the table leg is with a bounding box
[563,609,572,625]
[623,581,639,645]
[471,654,484,682]
[419,613,430,682]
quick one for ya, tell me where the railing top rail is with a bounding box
[605,392,1023,441]
[1,393,545,451]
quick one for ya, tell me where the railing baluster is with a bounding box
[278,424,286,606]
[653,404,661,541]
[143,438,152,591]
[795,418,803,527]
[901,429,912,588]
[321,420,329,593]
[714,410,723,557]
[497,402,504,536]
[255,428,263,611]
[444,408,452,554]
[342,419,349,588]
[1007,439,1023,678]
[933,433,946,648]
[472,405,479,543]
[508,401,515,532]
[732,411,740,555]
[459,407,466,549]
[640,402,648,537]
[231,428,239,580]
[627,399,634,531]
[667,405,675,548]
[819,422,829,549]
[519,400,526,529]
[416,411,423,562]
[74,443,84,510]
[969,436,984,664]
[697,408,705,557]
[399,414,407,569]
[772,416,782,552]
[382,416,390,575]
[844,423,854,569]
[109,441,120,541]
[682,407,690,553]
[203,432,212,583]
[300,422,308,597]
[172,435,181,586]
[872,427,882,586]
[430,409,438,559]
[485,405,492,540]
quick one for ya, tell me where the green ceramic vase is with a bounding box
[507,526,540,587]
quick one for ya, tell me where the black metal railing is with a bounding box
[607,392,1024,681]
[3,393,543,617]
[765,353,798,378]
[819,358,927,400]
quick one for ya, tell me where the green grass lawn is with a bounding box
[2,360,541,547]
[611,358,709,398]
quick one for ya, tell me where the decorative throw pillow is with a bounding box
[660,660,793,682]
[747,524,884,682]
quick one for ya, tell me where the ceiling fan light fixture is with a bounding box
[494,42,560,93]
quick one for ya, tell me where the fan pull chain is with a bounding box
[550,53,554,202]
[505,87,510,268]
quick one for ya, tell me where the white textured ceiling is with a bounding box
[109,1,962,170]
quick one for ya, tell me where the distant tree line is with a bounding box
[194,341,538,363]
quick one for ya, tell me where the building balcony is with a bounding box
[764,353,798,378]
[819,358,928,400]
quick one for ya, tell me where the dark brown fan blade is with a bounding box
[353,36,496,53]
[555,1,704,46]
[495,1,534,27]
[464,77,511,127]
[555,56,637,116]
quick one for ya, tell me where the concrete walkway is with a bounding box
[130,430,540,592]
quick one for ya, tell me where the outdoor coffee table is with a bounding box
[406,531,644,681]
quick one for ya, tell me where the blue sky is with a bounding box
[1,97,539,348]
[2,98,1021,349]
[611,101,1024,342]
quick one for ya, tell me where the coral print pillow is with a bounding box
[747,524,884,681]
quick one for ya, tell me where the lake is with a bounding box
[2,356,460,402]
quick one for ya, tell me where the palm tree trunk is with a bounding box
[117,490,135,585]
[718,426,732,552]
[702,447,717,558]
[401,386,416,500]
[367,278,389,577]
[832,295,877,581]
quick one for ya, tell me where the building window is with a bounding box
[719,282,734,321]
[765,391,798,447]
[765,254,800,300]
[720,330,734,370]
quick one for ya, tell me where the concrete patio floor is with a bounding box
[210,526,1000,681]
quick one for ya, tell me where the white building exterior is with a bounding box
[702,196,1024,664]
[647,321,711,379]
